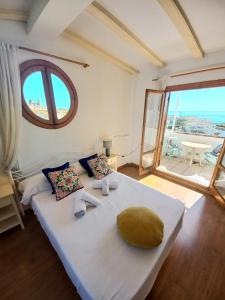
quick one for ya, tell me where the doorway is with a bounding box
[140,80,225,200]
[157,86,225,187]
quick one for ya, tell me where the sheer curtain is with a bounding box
[0,42,22,171]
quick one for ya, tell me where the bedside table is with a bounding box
[106,155,118,171]
[0,183,24,233]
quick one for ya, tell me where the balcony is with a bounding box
[156,130,224,186]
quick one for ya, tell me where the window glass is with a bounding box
[166,87,225,137]
[20,60,78,129]
[23,71,49,120]
[51,73,71,119]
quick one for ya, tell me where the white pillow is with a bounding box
[18,173,51,205]
[71,161,86,175]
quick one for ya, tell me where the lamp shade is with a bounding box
[103,139,112,148]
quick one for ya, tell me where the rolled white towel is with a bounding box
[73,191,86,218]
[80,191,101,207]
[92,180,102,189]
[109,180,118,190]
[92,179,119,191]
[102,178,109,196]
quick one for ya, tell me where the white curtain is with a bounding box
[0,42,22,171]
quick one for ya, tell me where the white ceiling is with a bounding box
[179,0,225,53]
[68,0,225,69]
[68,11,148,69]
[97,0,190,61]
[1,0,225,70]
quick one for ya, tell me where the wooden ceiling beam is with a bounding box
[86,1,165,67]
[158,0,204,58]
[27,0,93,38]
[63,30,139,75]
[0,9,28,22]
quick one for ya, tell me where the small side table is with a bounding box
[106,155,118,171]
[0,183,24,234]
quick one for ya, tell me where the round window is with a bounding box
[20,59,78,129]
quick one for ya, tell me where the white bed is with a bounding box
[30,171,184,300]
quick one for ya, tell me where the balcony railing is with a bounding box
[163,129,224,156]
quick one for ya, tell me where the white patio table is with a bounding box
[181,141,211,167]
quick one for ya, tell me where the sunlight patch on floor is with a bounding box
[139,174,203,208]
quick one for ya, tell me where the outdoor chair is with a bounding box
[205,144,222,165]
[165,136,181,159]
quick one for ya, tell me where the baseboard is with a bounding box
[130,163,139,168]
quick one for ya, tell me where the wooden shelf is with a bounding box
[0,183,14,198]
[0,172,10,184]
[0,196,11,209]
[0,205,16,222]
[0,182,24,232]
[0,215,20,234]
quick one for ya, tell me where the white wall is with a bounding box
[0,21,136,169]
[158,50,225,86]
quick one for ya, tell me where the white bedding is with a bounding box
[31,172,184,300]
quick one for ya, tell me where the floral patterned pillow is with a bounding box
[88,154,113,180]
[48,166,84,201]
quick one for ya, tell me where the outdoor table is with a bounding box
[181,141,211,166]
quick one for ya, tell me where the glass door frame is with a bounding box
[139,89,165,176]
[210,140,225,204]
[144,79,225,196]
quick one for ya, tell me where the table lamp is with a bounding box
[103,139,112,157]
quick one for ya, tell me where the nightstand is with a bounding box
[0,183,24,233]
[106,155,118,171]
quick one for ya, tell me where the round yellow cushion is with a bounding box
[117,206,164,248]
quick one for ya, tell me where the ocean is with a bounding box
[168,111,225,125]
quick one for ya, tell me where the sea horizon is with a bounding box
[168,111,225,124]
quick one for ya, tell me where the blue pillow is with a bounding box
[42,162,69,193]
[79,154,98,177]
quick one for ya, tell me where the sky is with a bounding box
[23,72,225,114]
[23,71,71,109]
[168,86,225,112]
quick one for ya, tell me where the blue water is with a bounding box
[168,111,225,124]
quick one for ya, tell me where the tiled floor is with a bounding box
[157,155,216,186]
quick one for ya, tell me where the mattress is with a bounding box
[31,172,185,300]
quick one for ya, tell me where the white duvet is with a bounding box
[31,172,185,300]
